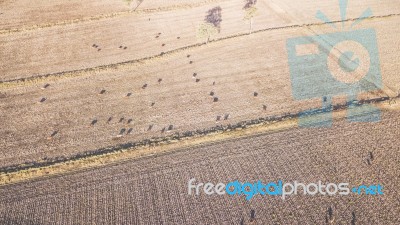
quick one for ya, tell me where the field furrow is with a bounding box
[1,110,399,224]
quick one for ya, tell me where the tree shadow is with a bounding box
[107,117,113,123]
[244,0,257,9]
[91,119,98,126]
[50,130,58,138]
[351,211,356,225]
[250,209,255,222]
[205,6,223,31]
[119,128,126,135]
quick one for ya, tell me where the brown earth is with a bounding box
[0,0,128,31]
[0,0,232,32]
[0,110,399,224]
[1,16,398,168]
[0,0,400,224]
[0,0,289,81]
[1,0,399,82]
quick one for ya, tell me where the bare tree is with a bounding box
[243,0,258,34]
[197,7,223,43]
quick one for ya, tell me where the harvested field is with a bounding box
[1,1,400,82]
[1,110,399,224]
[0,0,291,81]
[0,0,232,32]
[0,0,129,31]
[1,17,399,168]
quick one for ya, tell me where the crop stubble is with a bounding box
[0,110,399,224]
